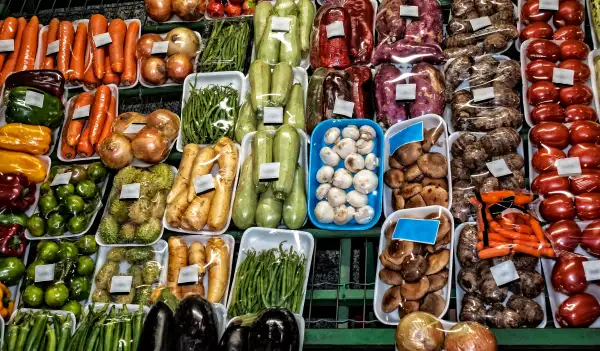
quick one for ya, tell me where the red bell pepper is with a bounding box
[318,7,352,69]
[0,173,35,213]
[0,224,27,257]
[344,0,374,64]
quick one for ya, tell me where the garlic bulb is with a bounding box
[333,138,357,159]
[324,127,341,145]
[353,169,378,194]
[316,166,334,183]
[359,125,376,141]
[364,153,378,170]
[334,205,356,225]
[345,153,365,173]
[315,201,335,223]
[320,146,341,166]
[342,125,360,140]
[332,168,353,189]
[316,183,332,200]
[354,205,375,224]
[347,190,368,208]
[327,187,347,207]
[356,139,374,155]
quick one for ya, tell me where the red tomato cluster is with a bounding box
[520,0,585,42]
[206,0,255,18]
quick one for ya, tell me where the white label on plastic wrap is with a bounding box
[395,84,416,100]
[553,68,575,85]
[469,16,492,31]
[93,32,112,48]
[490,260,519,286]
[120,183,141,199]
[178,264,199,284]
[271,17,291,32]
[333,98,354,117]
[151,41,169,54]
[263,107,284,124]
[0,39,14,52]
[46,40,59,55]
[556,157,582,177]
[539,0,559,11]
[35,264,55,282]
[472,87,494,102]
[194,174,215,195]
[400,5,419,17]
[25,90,44,108]
[583,260,600,281]
[124,123,145,134]
[110,275,133,293]
[50,172,72,186]
[73,105,91,119]
[486,159,512,177]
[259,162,281,181]
[326,21,345,38]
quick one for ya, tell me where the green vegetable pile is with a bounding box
[200,20,250,72]
[4,310,73,351]
[98,164,173,245]
[28,162,108,238]
[181,83,239,145]
[227,243,307,318]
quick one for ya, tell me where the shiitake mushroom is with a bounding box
[398,300,420,318]
[427,269,449,293]
[382,286,402,313]
[420,293,446,317]
[379,268,404,286]
[400,255,428,282]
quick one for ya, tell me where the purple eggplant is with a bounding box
[218,318,249,351]
[248,307,299,351]
[174,295,219,351]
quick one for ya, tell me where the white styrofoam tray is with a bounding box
[8,309,76,334]
[57,84,119,162]
[0,313,3,349]
[588,49,600,119]
[383,114,452,217]
[453,222,547,328]
[373,206,454,325]
[226,227,314,318]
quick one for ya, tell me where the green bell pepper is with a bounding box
[5,86,64,128]
[0,256,25,285]
[0,213,28,226]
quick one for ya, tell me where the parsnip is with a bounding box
[187,147,218,202]
[166,193,191,228]
[168,237,188,300]
[168,144,199,204]
[182,188,215,230]
[208,137,239,231]
[206,237,230,303]
[186,242,206,296]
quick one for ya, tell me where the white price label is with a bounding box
[93,32,112,47]
[73,105,91,119]
[50,172,72,186]
[490,260,519,286]
[556,157,582,177]
[470,16,492,31]
[25,90,44,108]
[151,41,169,54]
[553,68,575,85]
[120,183,141,199]
[271,17,291,32]
[583,260,600,281]
[539,0,559,10]
[35,264,55,283]
[124,123,145,134]
[326,21,345,38]
[0,39,14,53]
[395,84,416,100]
[472,87,495,102]
[333,98,354,117]
[110,276,133,293]
[259,162,281,181]
[46,40,59,55]
[194,174,215,195]
[263,107,284,124]
[486,159,512,177]
[178,264,199,284]
[400,5,419,17]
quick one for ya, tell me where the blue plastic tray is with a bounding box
[308,119,384,230]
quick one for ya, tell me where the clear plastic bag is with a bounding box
[199,20,250,73]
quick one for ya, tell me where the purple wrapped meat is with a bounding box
[375,0,406,40]
[404,0,443,44]
[375,63,408,128]
[371,39,446,65]
[408,63,446,117]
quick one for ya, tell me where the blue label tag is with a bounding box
[389,122,424,154]
[391,218,440,245]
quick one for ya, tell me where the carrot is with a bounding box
[102,55,120,85]
[42,18,59,69]
[530,218,551,247]
[82,24,100,88]
[495,228,538,242]
[120,21,138,86]
[514,193,534,206]
[60,140,76,159]
[107,19,126,73]
[14,16,39,72]
[0,18,19,72]
[477,232,512,243]
[541,247,555,257]
[89,14,108,80]
[513,239,546,249]
[0,17,26,85]
[478,247,511,259]
[55,21,74,79]
[481,190,515,204]
[66,92,94,147]
[76,124,94,158]
[97,92,116,147]
[88,85,111,146]
[477,241,513,251]
[68,23,87,84]
[512,244,541,257]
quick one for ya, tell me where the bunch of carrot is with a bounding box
[59,84,115,159]
[0,16,40,86]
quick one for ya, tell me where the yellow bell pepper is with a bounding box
[0,150,47,183]
[0,123,52,155]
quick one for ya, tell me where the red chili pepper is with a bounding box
[345,66,372,118]
[319,7,352,69]
[0,224,27,257]
[0,173,36,213]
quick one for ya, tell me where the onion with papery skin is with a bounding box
[98,133,134,169]
[444,322,498,351]
[172,0,205,21]
[146,109,181,142]
[136,33,163,60]
[145,0,173,22]
[396,312,444,351]
[112,112,147,140]
[166,27,200,57]
[142,57,168,85]
[131,127,170,163]
[167,54,193,83]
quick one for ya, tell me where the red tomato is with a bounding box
[565,104,598,122]
[229,0,242,5]
[582,219,600,257]
[531,103,565,124]
[560,40,591,60]
[530,121,570,148]
[571,169,600,194]
[554,25,585,41]
[559,83,593,106]
[526,39,561,62]
[557,293,600,328]
[552,255,588,295]
[521,0,553,24]
[546,219,582,252]
[225,3,242,16]
[568,143,600,168]
[525,60,556,82]
[541,194,576,222]
[569,121,600,144]
[242,1,255,15]
[576,192,600,220]
[532,171,571,195]
[521,22,554,42]
[554,0,585,27]
[527,81,560,106]
[557,59,590,82]
[207,0,225,17]
[532,147,566,172]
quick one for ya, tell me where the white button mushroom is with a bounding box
[356,139,374,155]
[333,138,357,159]
[353,169,378,194]
[347,190,369,208]
[315,201,335,223]
[332,168,353,189]
[324,127,341,145]
[342,125,360,140]
[344,153,365,173]
[320,146,341,166]
[359,125,376,141]
[365,153,379,170]
[354,205,375,224]
[316,166,334,184]
[327,187,347,207]
[316,183,332,200]
[334,205,356,225]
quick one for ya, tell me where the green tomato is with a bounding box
[40,182,51,195]
[48,166,62,181]
[67,215,88,234]
[47,213,65,237]
[37,241,60,263]
[75,235,98,255]
[63,195,85,215]
[75,180,97,199]
[26,260,45,284]
[87,162,108,183]
[69,165,88,184]
[58,242,79,260]
[76,256,95,276]
[62,300,82,320]
[69,276,91,301]
[45,282,69,308]
[27,214,46,238]
[55,183,75,201]
[22,285,44,307]
[39,193,58,216]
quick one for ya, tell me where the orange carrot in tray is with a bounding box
[89,14,108,80]
[82,24,100,88]
[76,124,93,158]
[477,232,512,243]
[120,20,138,86]
[513,239,546,250]
[0,17,26,85]
[478,247,511,259]
[42,18,59,69]
[0,18,19,72]
[512,244,542,257]
[481,190,515,204]
[477,241,513,251]
[102,55,120,85]
[66,92,94,147]
[88,84,111,145]
[14,16,39,72]
[69,22,87,84]
[60,139,77,159]
[56,21,74,79]
[97,93,116,148]
[107,19,126,73]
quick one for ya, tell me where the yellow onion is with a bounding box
[142,57,168,85]
[396,312,445,351]
[112,112,147,140]
[98,133,134,169]
[167,53,193,83]
[131,127,170,163]
[166,27,200,57]
[444,322,498,351]
[146,109,181,142]
[136,33,163,60]
[172,0,205,20]
[145,0,173,22]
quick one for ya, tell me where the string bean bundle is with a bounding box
[200,20,250,72]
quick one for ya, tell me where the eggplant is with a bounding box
[137,301,174,351]
[218,319,250,351]
[4,69,65,98]
[174,295,219,351]
[248,307,300,351]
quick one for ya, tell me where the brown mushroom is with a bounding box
[400,276,430,300]
[395,142,422,166]
[380,240,417,270]
[392,189,405,211]
[417,153,448,178]
[384,168,404,189]
[420,293,446,317]
[389,156,403,169]
[384,222,396,241]
[399,300,421,318]
[401,183,422,199]
[379,268,405,286]
[434,232,451,250]
[427,269,449,292]
[425,212,451,243]
[400,255,428,282]
[422,126,444,153]
[404,164,423,183]
[382,286,403,313]
[422,177,448,191]
[425,249,450,275]
[405,194,427,208]
[421,185,449,207]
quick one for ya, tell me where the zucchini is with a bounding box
[279,16,301,67]
[254,2,273,47]
[249,59,272,112]
[256,187,283,228]
[234,99,257,144]
[232,157,258,229]
[284,83,305,130]
[274,0,297,16]
[283,165,307,229]
[257,120,278,132]
[252,130,273,193]
[272,125,300,200]
[271,62,293,107]
[298,0,315,53]
[257,16,281,64]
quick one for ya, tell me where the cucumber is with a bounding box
[256,187,283,228]
[254,2,273,47]
[283,165,307,229]
[232,156,258,229]
[270,62,293,107]
[257,16,281,64]
[272,125,300,200]
[234,99,257,144]
[252,130,273,193]
[249,59,272,112]
[297,0,315,53]
[274,0,297,16]
[284,83,305,130]
[279,16,301,67]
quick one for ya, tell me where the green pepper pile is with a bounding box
[4,310,73,351]
[5,86,64,128]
